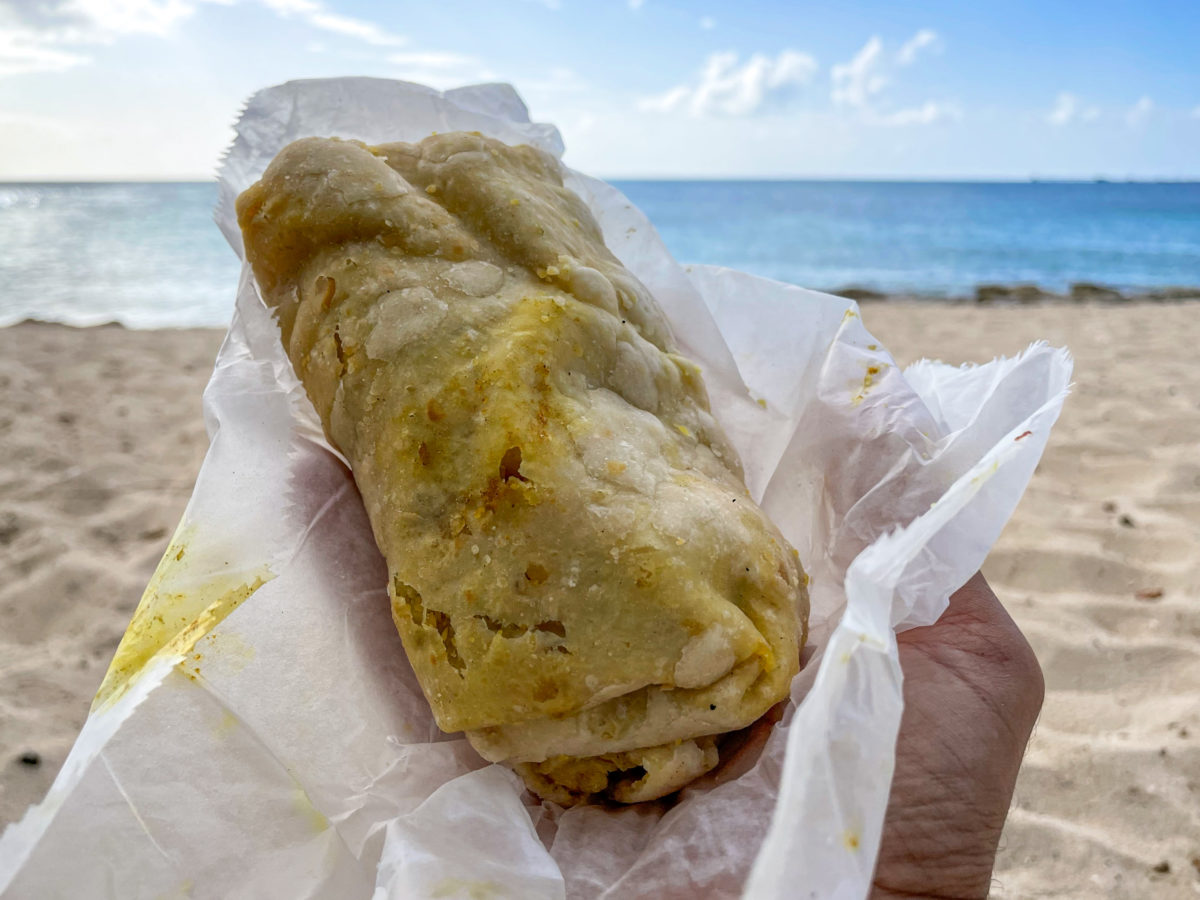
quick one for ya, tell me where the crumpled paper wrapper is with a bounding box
[0,78,1072,900]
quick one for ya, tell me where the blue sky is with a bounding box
[1,0,1198,179]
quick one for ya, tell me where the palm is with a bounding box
[871,573,1045,899]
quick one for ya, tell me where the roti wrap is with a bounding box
[236,132,808,804]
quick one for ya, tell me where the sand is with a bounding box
[1,304,1198,896]
[864,301,1200,899]
[0,323,224,826]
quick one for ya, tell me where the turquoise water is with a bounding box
[613,180,1200,297]
[0,183,236,327]
[2,180,1199,327]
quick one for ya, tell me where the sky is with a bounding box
[1,0,1198,180]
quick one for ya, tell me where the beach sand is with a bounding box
[865,301,1200,899]
[2,304,1198,896]
[0,323,224,827]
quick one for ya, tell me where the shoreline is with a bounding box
[5,282,1200,334]
[832,283,1200,305]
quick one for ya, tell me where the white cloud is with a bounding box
[259,0,406,46]
[649,37,955,126]
[639,49,818,117]
[877,100,960,126]
[830,34,957,127]
[1126,95,1153,127]
[65,0,199,37]
[0,28,90,75]
[0,0,405,79]
[1192,105,1200,118]
[1046,91,1099,126]
[0,0,209,43]
[638,84,689,113]
[628,0,644,9]
[897,28,939,65]
[0,0,220,77]
[699,16,714,30]
[307,12,402,45]
[831,36,886,108]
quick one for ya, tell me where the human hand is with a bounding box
[871,572,1045,899]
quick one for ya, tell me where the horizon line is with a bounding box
[5,175,1200,185]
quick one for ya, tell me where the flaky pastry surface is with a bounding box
[237,132,807,803]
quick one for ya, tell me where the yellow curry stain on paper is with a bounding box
[291,786,330,834]
[851,362,889,407]
[195,627,257,676]
[212,709,239,739]
[430,878,507,899]
[154,879,194,900]
[93,524,272,711]
[970,458,1002,486]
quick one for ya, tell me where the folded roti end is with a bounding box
[513,736,721,806]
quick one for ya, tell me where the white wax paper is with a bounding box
[0,78,1072,900]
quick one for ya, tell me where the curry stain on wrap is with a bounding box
[191,627,257,680]
[93,524,272,711]
[154,878,194,900]
[851,361,889,407]
[212,709,239,739]
[290,785,330,833]
[430,878,506,899]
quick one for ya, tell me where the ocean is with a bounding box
[3,180,1199,328]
